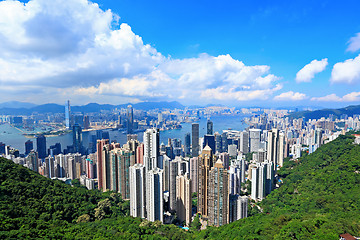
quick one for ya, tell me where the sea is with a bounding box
[0,115,248,154]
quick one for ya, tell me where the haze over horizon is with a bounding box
[0,0,360,108]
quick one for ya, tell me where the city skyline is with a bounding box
[0,0,359,108]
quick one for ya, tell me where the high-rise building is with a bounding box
[208,159,229,226]
[221,132,228,153]
[228,144,237,157]
[215,133,222,153]
[207,119,213,135]
[72,124,82,154]
[189,157,198,194]
[25,140,33,155]
[229,162,241,195]
[249,129,261,152]
[251,161,272,200]
[84,115,90,129]
[169,157,187,211]
[192,123,199,157]
[129,164,146,218]
[267,129,284,169]
[143,128,160,171]
[176,173,192,226]
[198,145,213,217]
[239,131,249,154]
[146,168,164,222]
[184,133,191,156]
[65,100,71,129]
[136,143,144,164]
[229,195,248,222]
[118,149,132,199]
[97,139,109,190]
[127,105,134,134]
[203,135,216,153]
[44,156,55,178]
[36,135,47,159]
[25,150,38,172]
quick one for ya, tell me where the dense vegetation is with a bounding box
[1,134,359,239]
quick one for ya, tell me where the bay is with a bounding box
[0,115,248,154]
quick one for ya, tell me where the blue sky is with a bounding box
[0,0,360,108]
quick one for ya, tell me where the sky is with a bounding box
[0,0,360,108]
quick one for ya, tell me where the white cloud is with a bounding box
[330,55,360,84]
[0,0,282,104]
[273,91,307,101]
[347,33,360,52]
[311,92,360,102]
[295,58,328,83]
[200,84,282,101]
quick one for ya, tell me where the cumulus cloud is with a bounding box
[311,92,360,102]
[0,0,282,104]
[295,58,328,83]
[273,91,307,101]
[347,33,360,52]
[330,55,360,84]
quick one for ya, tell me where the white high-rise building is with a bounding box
[229,162,241,195]
[130,164,146,218]
[251,161,272,200]
[229,195,248,222]
[146,168,164,222]
[251,166,259,200]
[249,129,261,152]
[267,129,285,169]
[143,128,160,171]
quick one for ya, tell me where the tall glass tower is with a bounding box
[65,100,71,129]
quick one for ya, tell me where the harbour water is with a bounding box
[0,115,248,154]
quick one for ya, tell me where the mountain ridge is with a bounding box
[0,101,185,115]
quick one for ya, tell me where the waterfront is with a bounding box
[0,115,248,154]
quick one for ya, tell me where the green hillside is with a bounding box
[1,133,360,239]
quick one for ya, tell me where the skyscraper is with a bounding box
[130,164,146,218]
[203,135,216,153]
[251,161,271,200]
[25,140,33,155]
[207,119,213,135]
[229,195,248,222]
[192,123,199,157]
[239,131,249,154]
[146,168,164,222]
[25,150,38,172]
[143,128,160,171]
[36,135,47,159]
[118,148,132,199]
[97,139,109,190]
[198,145,213,218]
[267,129,284,169]
[176,173,192,226]
[127,105,134,134]
[249,129,261,152]
[72,124,82,154]
[65,100,71,129]
[190,157,199,194]
[208,159,229,226]
[169,157,187,211]
[184,133,191,156]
